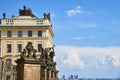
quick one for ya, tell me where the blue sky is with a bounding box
[0,0,120,78]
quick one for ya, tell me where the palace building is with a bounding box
[0,6,58,80]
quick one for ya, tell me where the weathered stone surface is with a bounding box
[16,59,43,80]
[24,64,40,80]
[16,42,58,80]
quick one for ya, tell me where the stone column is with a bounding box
[55,71,59,79]
[49,70,51,79]
[53,71,55,78]
[44,69,47,80]
[39,65,41,80]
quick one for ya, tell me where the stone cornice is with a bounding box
[0,24,50,27]
[1,37,48,40]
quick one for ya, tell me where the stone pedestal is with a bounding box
[15,42,59,80]
[16,59,42,80]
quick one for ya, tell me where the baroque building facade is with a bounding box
[0,6,58,80]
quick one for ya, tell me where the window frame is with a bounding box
[38,44,42,52]
[7,31,12,37]
[6,75,10,80]
[38,30,42,37]
[5,59,12,70]
[28,30,32,37]
[7,44,12,53]
[17,44,22,53]
[17,30,22,37]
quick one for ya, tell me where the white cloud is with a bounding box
[71,23,97,28]
[66,6,83,16]
[55,45,120,70]
[63,51,85,69]
[50,13,55,17]
[89,35,97,39]
[73,37,85,40]
[73,35,97,41]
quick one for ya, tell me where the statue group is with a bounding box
[19,6,32,16]
[20,42,56,69]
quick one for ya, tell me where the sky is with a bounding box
[0,0,120,78]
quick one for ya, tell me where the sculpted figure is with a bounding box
[25,42,33,57]
[33,49,37,59]
[43,13,51,21]
[3,13,6,19]
[37,45,56,69]
[20,49,26,59]
[19,6,32,16]
[21,42,37,59]
[38,46,44,59]
[49,51,55,61]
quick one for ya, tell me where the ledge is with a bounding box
[0,24,50,27]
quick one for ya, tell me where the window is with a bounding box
[17,44,22,53]
[6,75,10,80]
[7,31,12,37]
[38,44,42,52]
[38,30,42,37]
[5,59,11,70]
[28,30,32,37]
[0,31,1,37]
[7,44,11,53]
[18,30,22,37]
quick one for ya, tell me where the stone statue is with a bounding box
[38,46,53,60]
[20,42,37,59]
[38,45,56,68]
[38,46,44,59]
[25,42,36,58]
[43,13,51,21]
[44,13,47,18]
[21,49,26,59]
[49,51,55,61]
[3,13,6,19]
[33,49,37,58]
[20,42,56,69]
[19,6,32,16]
[47,13,51,21]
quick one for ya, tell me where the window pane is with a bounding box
[38,44,42,52]
[38,30,42,37]
[17,44,22,53]
[7,31,12,37]
[6,75,10,80]
[5,59,11,70]
[28,31,32,37]
[7,44,11,53]
[0,31,1,37]
[18,30,22,37]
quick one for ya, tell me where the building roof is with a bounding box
[0,6,52,26]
